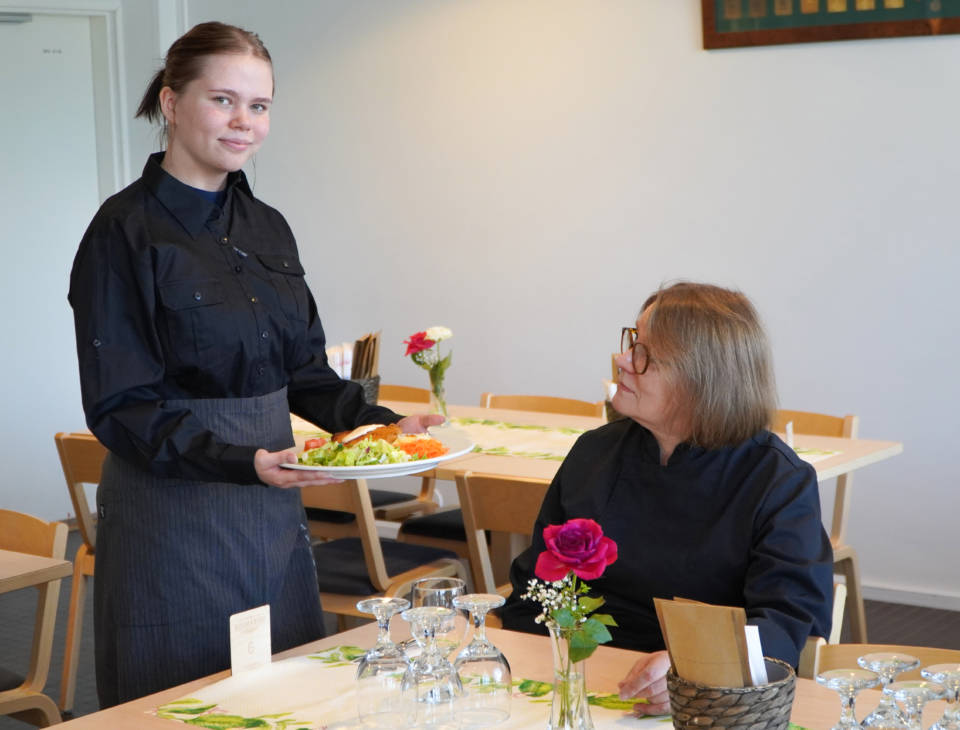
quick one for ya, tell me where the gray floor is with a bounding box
[2,530,959,727]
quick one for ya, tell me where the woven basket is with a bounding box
[350,375,380,405]
[667,658,796,730]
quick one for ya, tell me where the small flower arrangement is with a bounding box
[521,518,618,662]
[403,326,453,416]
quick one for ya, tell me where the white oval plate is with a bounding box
[280,426,474,479]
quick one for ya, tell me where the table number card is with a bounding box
[229,604,271,676]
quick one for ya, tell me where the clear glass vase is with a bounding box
[546,622,594,730]
[429,374,448,416]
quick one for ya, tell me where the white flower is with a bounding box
[425,326,452,342]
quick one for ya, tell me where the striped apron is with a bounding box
[93,388,325,707]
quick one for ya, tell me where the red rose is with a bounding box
[535,518,618,582]
[404,331,436,356]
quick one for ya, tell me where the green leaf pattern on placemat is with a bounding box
[305,645,365,666]
[156,697,311,729]
[452,417,586,435]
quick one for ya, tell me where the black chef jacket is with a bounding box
[500,418,834,667]
[69,153,398,484]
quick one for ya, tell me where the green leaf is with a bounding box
[581,617,613,644]
[552,607,576,628]
[587,693,639,710]
[516,678,553,697]
[593,612,618,627]
[579,596,605,614]
[568,630,598,663]
[184,715,269,728]
[158,703,217,715]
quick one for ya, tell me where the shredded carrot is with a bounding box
[395,437,448,460]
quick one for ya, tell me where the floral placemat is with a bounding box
[449,417,586,461]
[153,645,677,729]
[793,447,840,465]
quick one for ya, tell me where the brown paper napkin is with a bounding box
[654,597,752,688]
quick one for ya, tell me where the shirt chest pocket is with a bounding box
[157,278,227,364]
[256,254,308,323]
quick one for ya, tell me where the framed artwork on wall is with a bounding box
[702,0,960,48]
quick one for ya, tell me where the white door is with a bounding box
[0,13,101,520]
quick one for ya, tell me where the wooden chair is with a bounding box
[802,642,960,680]
[772,409,866,643]
[797,582,847,679]
[479,392,604,418]
[53,432,106,713]
[304,479,466,629]
[456,471,551,595]
[378,383,431,403]
[0,509,69,727]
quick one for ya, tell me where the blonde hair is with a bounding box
[136,22,273,131]
[642,282,776,449]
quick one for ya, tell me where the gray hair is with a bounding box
[642,282,776,449]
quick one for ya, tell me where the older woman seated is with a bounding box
[500,281,833,716]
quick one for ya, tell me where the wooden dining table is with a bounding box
[373,400,904,485]
[54,621,945,729]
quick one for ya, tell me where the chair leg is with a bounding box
[836,553,867,643]
[7,694,63,727]
[58,566,88,712]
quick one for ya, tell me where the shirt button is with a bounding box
[257,366,265,376]
[261,331,269,339]
[92,338,101,348]
[282,261,289,268]
[194,291,202,301]
[221,236,229,244]
[250,297,258,304]
[235,265,242,273]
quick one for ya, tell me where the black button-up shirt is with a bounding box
[501,419,833,666]
[69,153,398,484]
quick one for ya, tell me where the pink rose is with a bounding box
[535,518,618,582]
[404,331,436,356]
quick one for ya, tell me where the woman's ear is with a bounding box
[158,86,177,125]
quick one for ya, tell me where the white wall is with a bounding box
[3,0,957,607]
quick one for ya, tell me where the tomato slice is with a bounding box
[304,437,327,450]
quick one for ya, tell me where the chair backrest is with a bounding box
[55,432,107,554]
[378,383,431,404]
[480,392,604,418]
[772,410,858,546]
[0,509,68,692]
[0,509,67,560]
[455,471,551,594]
[815,643,960,680]
[300,479,392,591]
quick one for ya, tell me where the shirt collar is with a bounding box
[628,421,705,466]
[141,152,253,237]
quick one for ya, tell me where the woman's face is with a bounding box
[160,53,273,190]
[612,308,680,439]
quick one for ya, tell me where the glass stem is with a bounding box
[839,692,856,723]
[472,609,487,643]
[375,610,391,648]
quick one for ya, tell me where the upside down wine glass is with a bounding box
[816,668,880,730]
[452,593,511,727]
[355,597,412,728]
[883,680,945,730]
[921,664,960,730]
[411,576,467,659]
[858,652,920,727]
[402,605,463,725]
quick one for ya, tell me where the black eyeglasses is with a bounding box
[620,327,651,375]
